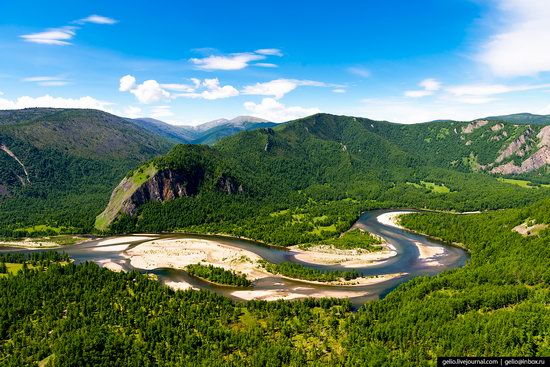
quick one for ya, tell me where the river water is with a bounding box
[0,210,468,306]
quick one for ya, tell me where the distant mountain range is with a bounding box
[130,115,277,145]
[483,113,550,125]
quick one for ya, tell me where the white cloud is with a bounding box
[23,76,69,87]
[121,75,238,102]
[190,53,265,71]
[122,106,142,118]
[446,83,550,96]
[0,94,113,111]
[119,75,171,103]
[255,63,278,68]
[189,49,283,70]
[405,78,441,98]
[20,27,76,45]
[254,48,283,56]
[420,78,441,91]
[478,0,550,76]
[160,83,197,92]
[244,98,320,122]
[130,80,171,104]
[404,90,434,98]
[242,79,333,99]
[349,67,371,78]
[119,75,136,92]
[150,105,174,118]
[333,88,347,93]
[242,79,299,99]
[20,15,116,46]
[77,15,117,25]
[178,78,239,100]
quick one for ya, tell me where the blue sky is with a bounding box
[1,0,550,125]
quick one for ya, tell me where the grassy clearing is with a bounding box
[0,261,70,277]
[497,178,535,188]
[0,263,38,277]
[406,181,451,194]
[309,224,337,236]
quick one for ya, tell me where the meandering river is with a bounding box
[0,210,469,306]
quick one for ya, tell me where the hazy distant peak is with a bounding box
[194,115,270,132]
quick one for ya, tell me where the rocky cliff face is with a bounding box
[490,126,550,175]
[119,169,198,216]
[114,168,243,219]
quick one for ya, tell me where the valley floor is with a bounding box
[108,236,403,301]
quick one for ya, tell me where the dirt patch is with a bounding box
[512,222,548,236]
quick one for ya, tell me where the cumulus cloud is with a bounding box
[178,78,239,100]
[405,78,441,98]
[20,26,76,45]
[244,98,320,122]
[121,75,238,102]
[0,94,113,111]
[242,79,334,99]
[119,75,170,103]
[478,0,550,76]
[190,49,283,70]
[119,75,136,92]
[130,80,171,104]
[160,82,198,92]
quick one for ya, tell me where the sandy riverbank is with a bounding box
[376,211,412,229]
[96,236,155,246]
[96,259,125,272]
[414,241,446,266]
[289,244,397,268]
[0,235,91,249]
[126,238,265,279]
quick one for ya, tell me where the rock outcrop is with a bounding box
[491,126,550,174]
[462,120,489,134]
[495,127,534,163]
[120,169,198,216]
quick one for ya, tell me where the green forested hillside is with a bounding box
[105,114,550,245]
[0,108,174,237]
[1,198,548,366]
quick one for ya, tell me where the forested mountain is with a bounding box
[100,113,550,244]
[130,115,277,145]
[129,117,195,144]
[2,198,548,365]
[0,108,175,237]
